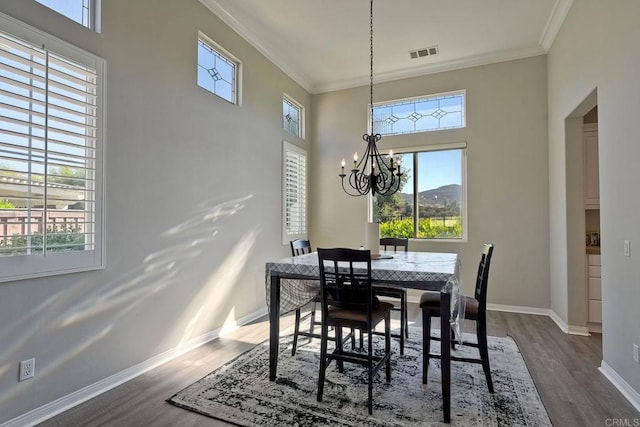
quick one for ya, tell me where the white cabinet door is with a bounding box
[587,253,602,324]
[589,300,602,323]
[583,124,599,207]
[588,277,601,300]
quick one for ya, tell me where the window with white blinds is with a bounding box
[0,13,104,281]
[282,141,307,244]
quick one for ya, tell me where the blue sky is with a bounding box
[418,150,461,190]
[397,149,462,193]
[35,0,86,26]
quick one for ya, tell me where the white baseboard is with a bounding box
[411,301,587,337]
[599,360,640,413]
[547,310,592,336]
[549,310,568,333]
[589,323,602,334]
[488,304,593,336]
[0,307,268,427]
[567,325,591,336]
[486,303,550,316]
[408,299,553,318]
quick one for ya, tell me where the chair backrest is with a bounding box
[474,244,494,309]
[379,237,409,252]
[317,248,374,315]
[290,239,312,256]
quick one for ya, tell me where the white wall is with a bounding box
[310,56,550,309]
[548,0,640,393]
[0,0,309,422]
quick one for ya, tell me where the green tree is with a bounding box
[0,199,15,209]
[0,224,85,255]
[372,154,411,222]
[48,166,86,187]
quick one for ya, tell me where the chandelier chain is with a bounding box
[369,0,374,133]
[338,0,402,196]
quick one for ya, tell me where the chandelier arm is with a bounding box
[376,175,400,196]
[349,169,370,195]
[341,176,367,197]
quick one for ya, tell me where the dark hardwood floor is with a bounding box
[38,306,639,427]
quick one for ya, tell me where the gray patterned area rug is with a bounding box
[168,324,551,426]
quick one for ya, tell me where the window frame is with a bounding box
[197,31,242,106]
[371,90,466,136]
[282,141,307,245]
[369,142,468,242]
[34,0,101,32]
[0,12,105,282]
[283,94,304,139]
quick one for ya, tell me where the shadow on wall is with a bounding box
[0,194,257,407]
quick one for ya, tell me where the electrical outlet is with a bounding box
[624,240,631,257]
[19,358,35,381]
[634,344,639,364]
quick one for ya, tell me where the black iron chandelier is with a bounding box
[339,0,403,197]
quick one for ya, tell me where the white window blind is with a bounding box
[282,141,307,243]
[0,13,104,281]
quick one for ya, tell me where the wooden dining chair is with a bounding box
[316,248,393,415]
[289,239,322,356]
[370,237,409,355]
[420,243,495,393]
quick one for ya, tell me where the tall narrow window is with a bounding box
[197,33,240,105]
[34,0,99,31]
[282,141,307,244]
[283,95,303,138]
[372,146,466,240]
[0,14,105,281]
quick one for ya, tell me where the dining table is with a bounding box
[265,250,460,423]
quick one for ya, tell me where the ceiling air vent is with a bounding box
[409,45,439,59]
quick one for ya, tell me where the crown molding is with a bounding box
[312,46,547,94]
[539,0,574,51]
[198,0,314,93]
[201,0,565,95]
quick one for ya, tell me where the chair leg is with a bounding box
[317,323,328,402]
[367,327,374,415]
[422,309,431,384]
[399,293,405,356]
[309,301,317,335]
[441,293,452,424]
[450,326,457,350]
[477,319,494,393]
[404,294,409,338]
[385,315,391,382]
[335,327,344,373]
[291,308,301,356]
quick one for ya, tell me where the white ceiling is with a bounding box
[200,0,572,94]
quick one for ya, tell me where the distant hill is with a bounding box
[399,184,461,207]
